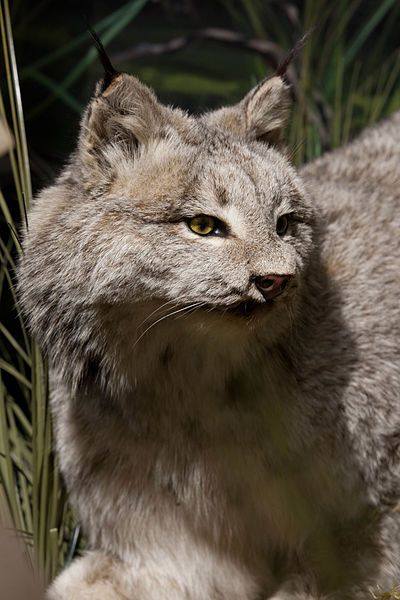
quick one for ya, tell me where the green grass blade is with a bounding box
[26,69,84,114]
[344,0,397,66]
[21,0,142,75]
[0,93,23,205]
[1,0,32,212]
[0,375,23,531]
[0,188,14,227]
[0,359,32,389]
[9,400,32,437]
[0,253,30,353]
[27,0,149,119]
[0,323,31,365]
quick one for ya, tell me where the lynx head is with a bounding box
[19,66,314,391]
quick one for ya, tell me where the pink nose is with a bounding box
[254,274,292,301]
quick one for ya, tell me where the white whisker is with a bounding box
[133,302,204,349]
[136,295,189,330]
[177,301,208,319]
[137,299,178,329]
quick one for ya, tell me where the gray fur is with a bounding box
[18,72,400,599]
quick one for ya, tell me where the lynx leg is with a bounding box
[47,552,130,600]
[47,548,262,600]
[268,577,332,600]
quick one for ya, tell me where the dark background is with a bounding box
[6,0,400,195]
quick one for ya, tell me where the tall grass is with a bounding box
[0,0,399,588]
[0,0,77,585]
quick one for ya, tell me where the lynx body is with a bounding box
[19,69,400,599]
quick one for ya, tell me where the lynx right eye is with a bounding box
[276,215,289,237]
[188,215,221,236]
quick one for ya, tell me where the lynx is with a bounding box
[18,47,400,599]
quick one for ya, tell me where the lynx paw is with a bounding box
[47,552,129,600]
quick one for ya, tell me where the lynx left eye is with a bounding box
[276,215,289,237]
[189,215,219,236]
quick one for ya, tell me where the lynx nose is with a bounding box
[254,274,292,301]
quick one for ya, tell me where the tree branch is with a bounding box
[111,27,285,71]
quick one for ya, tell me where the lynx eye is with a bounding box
[276,215,289,237]
[188,215,217,236]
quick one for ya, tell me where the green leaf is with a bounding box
[344,0,397,66]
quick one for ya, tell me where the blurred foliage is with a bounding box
[7,0,400,186]
[0,0,399,586]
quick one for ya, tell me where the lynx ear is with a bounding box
[80,28,166,165]
[80,73,165,155]
[207,75,291,146]
[244,75,291,145]
[77,73,168,187]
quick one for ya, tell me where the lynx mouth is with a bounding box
[222,299,272,318]
[217,282,297,319]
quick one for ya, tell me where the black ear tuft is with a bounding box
[275,29,314,78]
[87,26,119,93]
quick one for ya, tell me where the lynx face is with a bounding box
[80,74,313,316]
[20,71,314,388]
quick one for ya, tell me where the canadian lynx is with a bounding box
[19,51,400,599]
